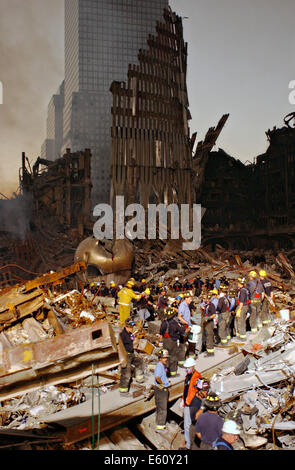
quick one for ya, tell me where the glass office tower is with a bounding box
[43,0,168,206]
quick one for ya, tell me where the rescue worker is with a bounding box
[177,295,193,365]
[193,275,204,297]
[139,279,147,293]
[228,288,237,338]
[183,279,193,291]
[259,270,275,326]
[135,288,153,326]
[157,289,168,320]
[90,282,97,294]
[171,294,183,310]
[180,357,203,450]
[203,289,218,356]
[217,285,231,345]
[212,420,241,450]
[173,277,182,292]
[246,270,262,332]
[155,282,164,295]
[98,280,109,297]
[159,307,188,377]
[195,392,224,450]
[119,318,144,396]
[109,281,118,299]
[154,349,170,432]
[117,279,142,325]
[235,277,250,341]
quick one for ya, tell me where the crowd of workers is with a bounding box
[85,269,276,450]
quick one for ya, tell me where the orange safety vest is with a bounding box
[184,370,202,406]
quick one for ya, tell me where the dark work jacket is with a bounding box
[217,296,229,313]
[260,278,273,297]
[237,287,249,305]
[160,318,186,341]
[120,328,134,353]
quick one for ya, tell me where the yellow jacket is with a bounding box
[118,287,140,306]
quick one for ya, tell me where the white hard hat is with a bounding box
[183,357,196,368]
[222,420,240,435]
[175,277,179,281]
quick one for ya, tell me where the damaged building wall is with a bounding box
[198,114,295,251]
[110,8,193,211]
[20,148,92,236]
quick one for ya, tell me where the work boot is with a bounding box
[240,430,267,449]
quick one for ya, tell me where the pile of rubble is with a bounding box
[209,320,295,450]
[1,239,295,449]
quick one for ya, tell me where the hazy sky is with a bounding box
[0,0,294,197]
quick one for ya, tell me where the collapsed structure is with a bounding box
[1,3,295,452]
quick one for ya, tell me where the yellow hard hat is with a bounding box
[110,281,116,287]
[127,279,135,286]
[259,270,267,278]
[209,289,218,295]
[141,279,146,283]
[249,271,257,278]
[158,282,163,287]
[179,293,184,298]
[144,288,151,295]
[90,283,95,287]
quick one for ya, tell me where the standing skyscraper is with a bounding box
[41,0,169,205]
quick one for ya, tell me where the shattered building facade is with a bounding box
[110,8,193,209]
[198,113,295,251]
[20,148,92,236]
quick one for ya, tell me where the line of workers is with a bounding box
[86,269,276,446]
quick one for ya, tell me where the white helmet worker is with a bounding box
[222,420,241,435]
[183,357,196,368]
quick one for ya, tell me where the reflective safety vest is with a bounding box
[183,370,202,406]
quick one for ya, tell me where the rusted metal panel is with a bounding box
[24,261,86,292]
[0,321,124,400]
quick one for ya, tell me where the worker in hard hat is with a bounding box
[195,392,223,450]
[139,279,147,293]
[217,285,231,345]
[155,281,163,295]
[212,420,241,450]
[154,349,170,432]
[177,294,194,365]
[235,277,250,340]
[159,307,188,377]
[157,288,169,320]
[193,275,204,297]
[119,318,144,396]
[117,280,142,325]
[173,277,182,292]
[259,270,274,326]
[202,289,219,356]
[134,287,153,326]
[179,357,203,450]
[109,281,118,298]
[246,270,263,332]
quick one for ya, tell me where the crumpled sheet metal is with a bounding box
[74,237,134,283]
[211,329,295,400]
